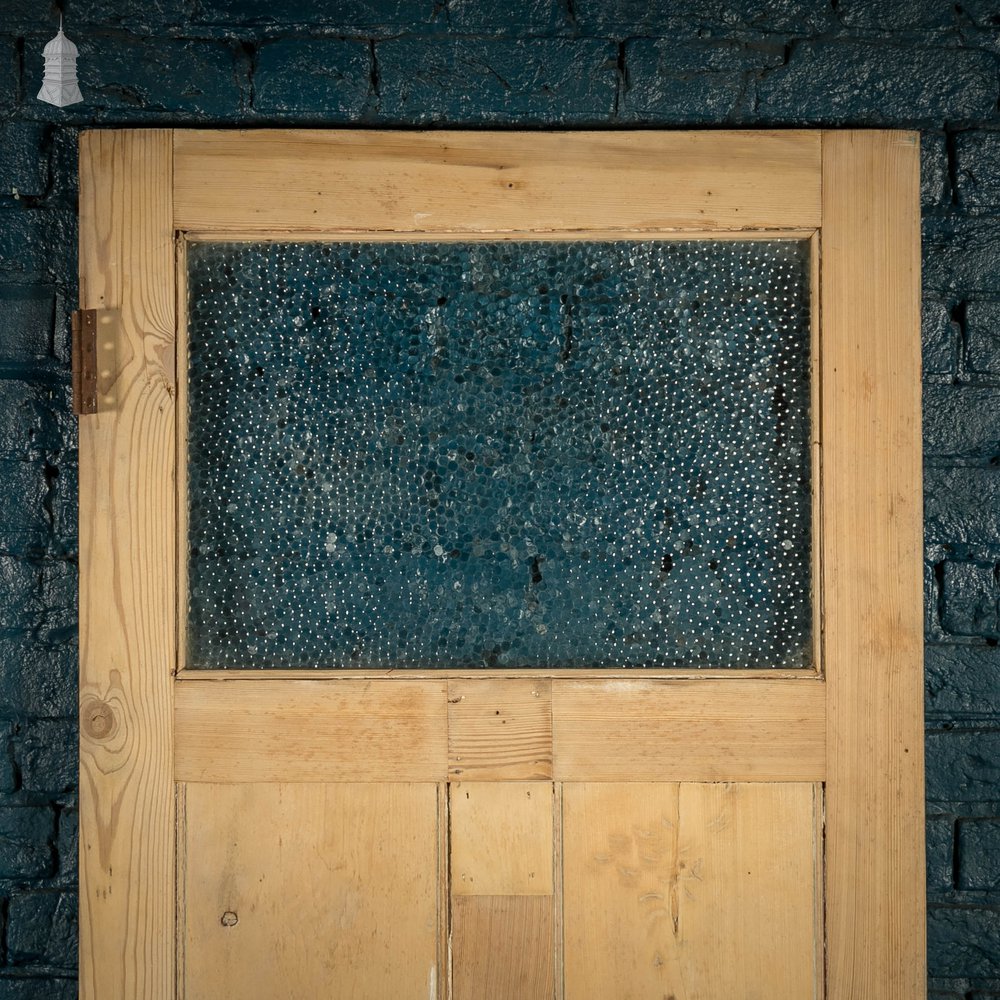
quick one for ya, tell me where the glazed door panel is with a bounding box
[77,129,924,1000]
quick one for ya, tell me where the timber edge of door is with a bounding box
[77,128,924,999]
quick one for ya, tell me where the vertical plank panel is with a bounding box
[78,129,175,1000]
[180,783,440,1000]
[451,896,554,1000]
[821,130,925,1000]
[562,783,819,999]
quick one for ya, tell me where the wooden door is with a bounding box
[77,129,925,1000]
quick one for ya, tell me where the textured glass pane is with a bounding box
[186,240,812,669]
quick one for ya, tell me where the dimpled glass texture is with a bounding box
[185,240,812,669]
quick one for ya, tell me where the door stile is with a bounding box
[78,129,177,1000]
[821,130,925,998]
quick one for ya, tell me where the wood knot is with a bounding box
[81,698,117,741]
[221,911,239,927]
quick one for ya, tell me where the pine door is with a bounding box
[77,129,925,1000]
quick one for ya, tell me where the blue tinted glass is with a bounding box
[186,240,812,668]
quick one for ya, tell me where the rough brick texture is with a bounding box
[0,0,997,995]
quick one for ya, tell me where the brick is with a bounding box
[0,40,16,113]
[924,385,1000,459]
[967,301,1000,376]
[573,0,831,33]
[926,468,1000,548]
[928,905,1000,976]
[925,217,1000,296]
[193,0,436,34]
[0,979,75,1000]
[922,299,957,374]
[47,455,77,558]
[927,814,955,893]
[0,286,55,362]
[0,559,74,633]
[958,818,1000,890]
[254,40,370,118]
[956,130,1000,212]
[941,560,1000,638]
[0,632,76,719]
[447,0,568,34]
[7,891,77,969]
[921,131,951,209]
[13,721,77,794]
[0,382,66,457]
[927,729,1000,802]
[756,41,997,125]
[0,807,54,879]
[837,0,964,29]
[376,38,617,124]
[77,38,244,119]
[55,808,76,881]
[926,644,1000,721]
[0,209,76,278]
[73,0,197,34]
[0,125,48,201]
[0,461,49,555]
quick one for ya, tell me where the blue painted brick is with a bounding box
[0,978,75,1000]
[927,729,1000,802]
[254,40,370,118]
[72,38,245,119]
[927,815,956,893]
[956,131,1000,213]
[926,468,1000,548]
[0,464,49,555]
[0,125,48,201]
[924,385,1000,459]
[0,632,76,719]
[55,809,76,881]
[0,39,16,112]
[48,456,77,558]
[927,645,1000,721]
[192,0,436,34]
[924,218,1000,296]
[921,132,951,210]
[0,209,76,278]
[929,905,1000,976]
[73,0,197,34]
[967,301,1000,376]
[7,891,77,969]
[958,819,1000,890]
[837,0,964,29]
[447,0,568,34]
[573,0,832,33]
[923,299,957,374]
[0,382,65,457]
[13,721,77,794]
[941,561,1000,638]
[621,38,781,122]
[0,807,54,879]
[0,286,55,362]
[376,38,617,124]
[755,42,997,125]
[0,559,74,633]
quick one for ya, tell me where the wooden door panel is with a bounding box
[179,783,441,1000]
[563,782,821,999]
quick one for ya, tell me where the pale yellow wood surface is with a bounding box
[451,896,555,1000]
[821,131,925,998]
[451,782,553,895]
[562,782,820,1000]
[173,130,822,233]
[179,782,440,1000]
[448,678,552,780]
[174,679,447,782]
[78,130,176,1000]
[553,678,825,780]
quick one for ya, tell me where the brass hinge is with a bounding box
[71,308,118,416]
[71,309,98,416]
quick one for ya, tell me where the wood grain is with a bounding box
[821,131,925,998]
[448,678,552,780]
[552,678,825,781]
[451,782,553,896]
[179,782,440,1000]
[78,129,176,1000]
[562,782,819,1000]
[174,679,447,782]
[451,896,554,1000]
[173,130,822,233]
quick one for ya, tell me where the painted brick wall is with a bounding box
[0,1,997,996]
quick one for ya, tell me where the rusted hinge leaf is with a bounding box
[71,309,98,416]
